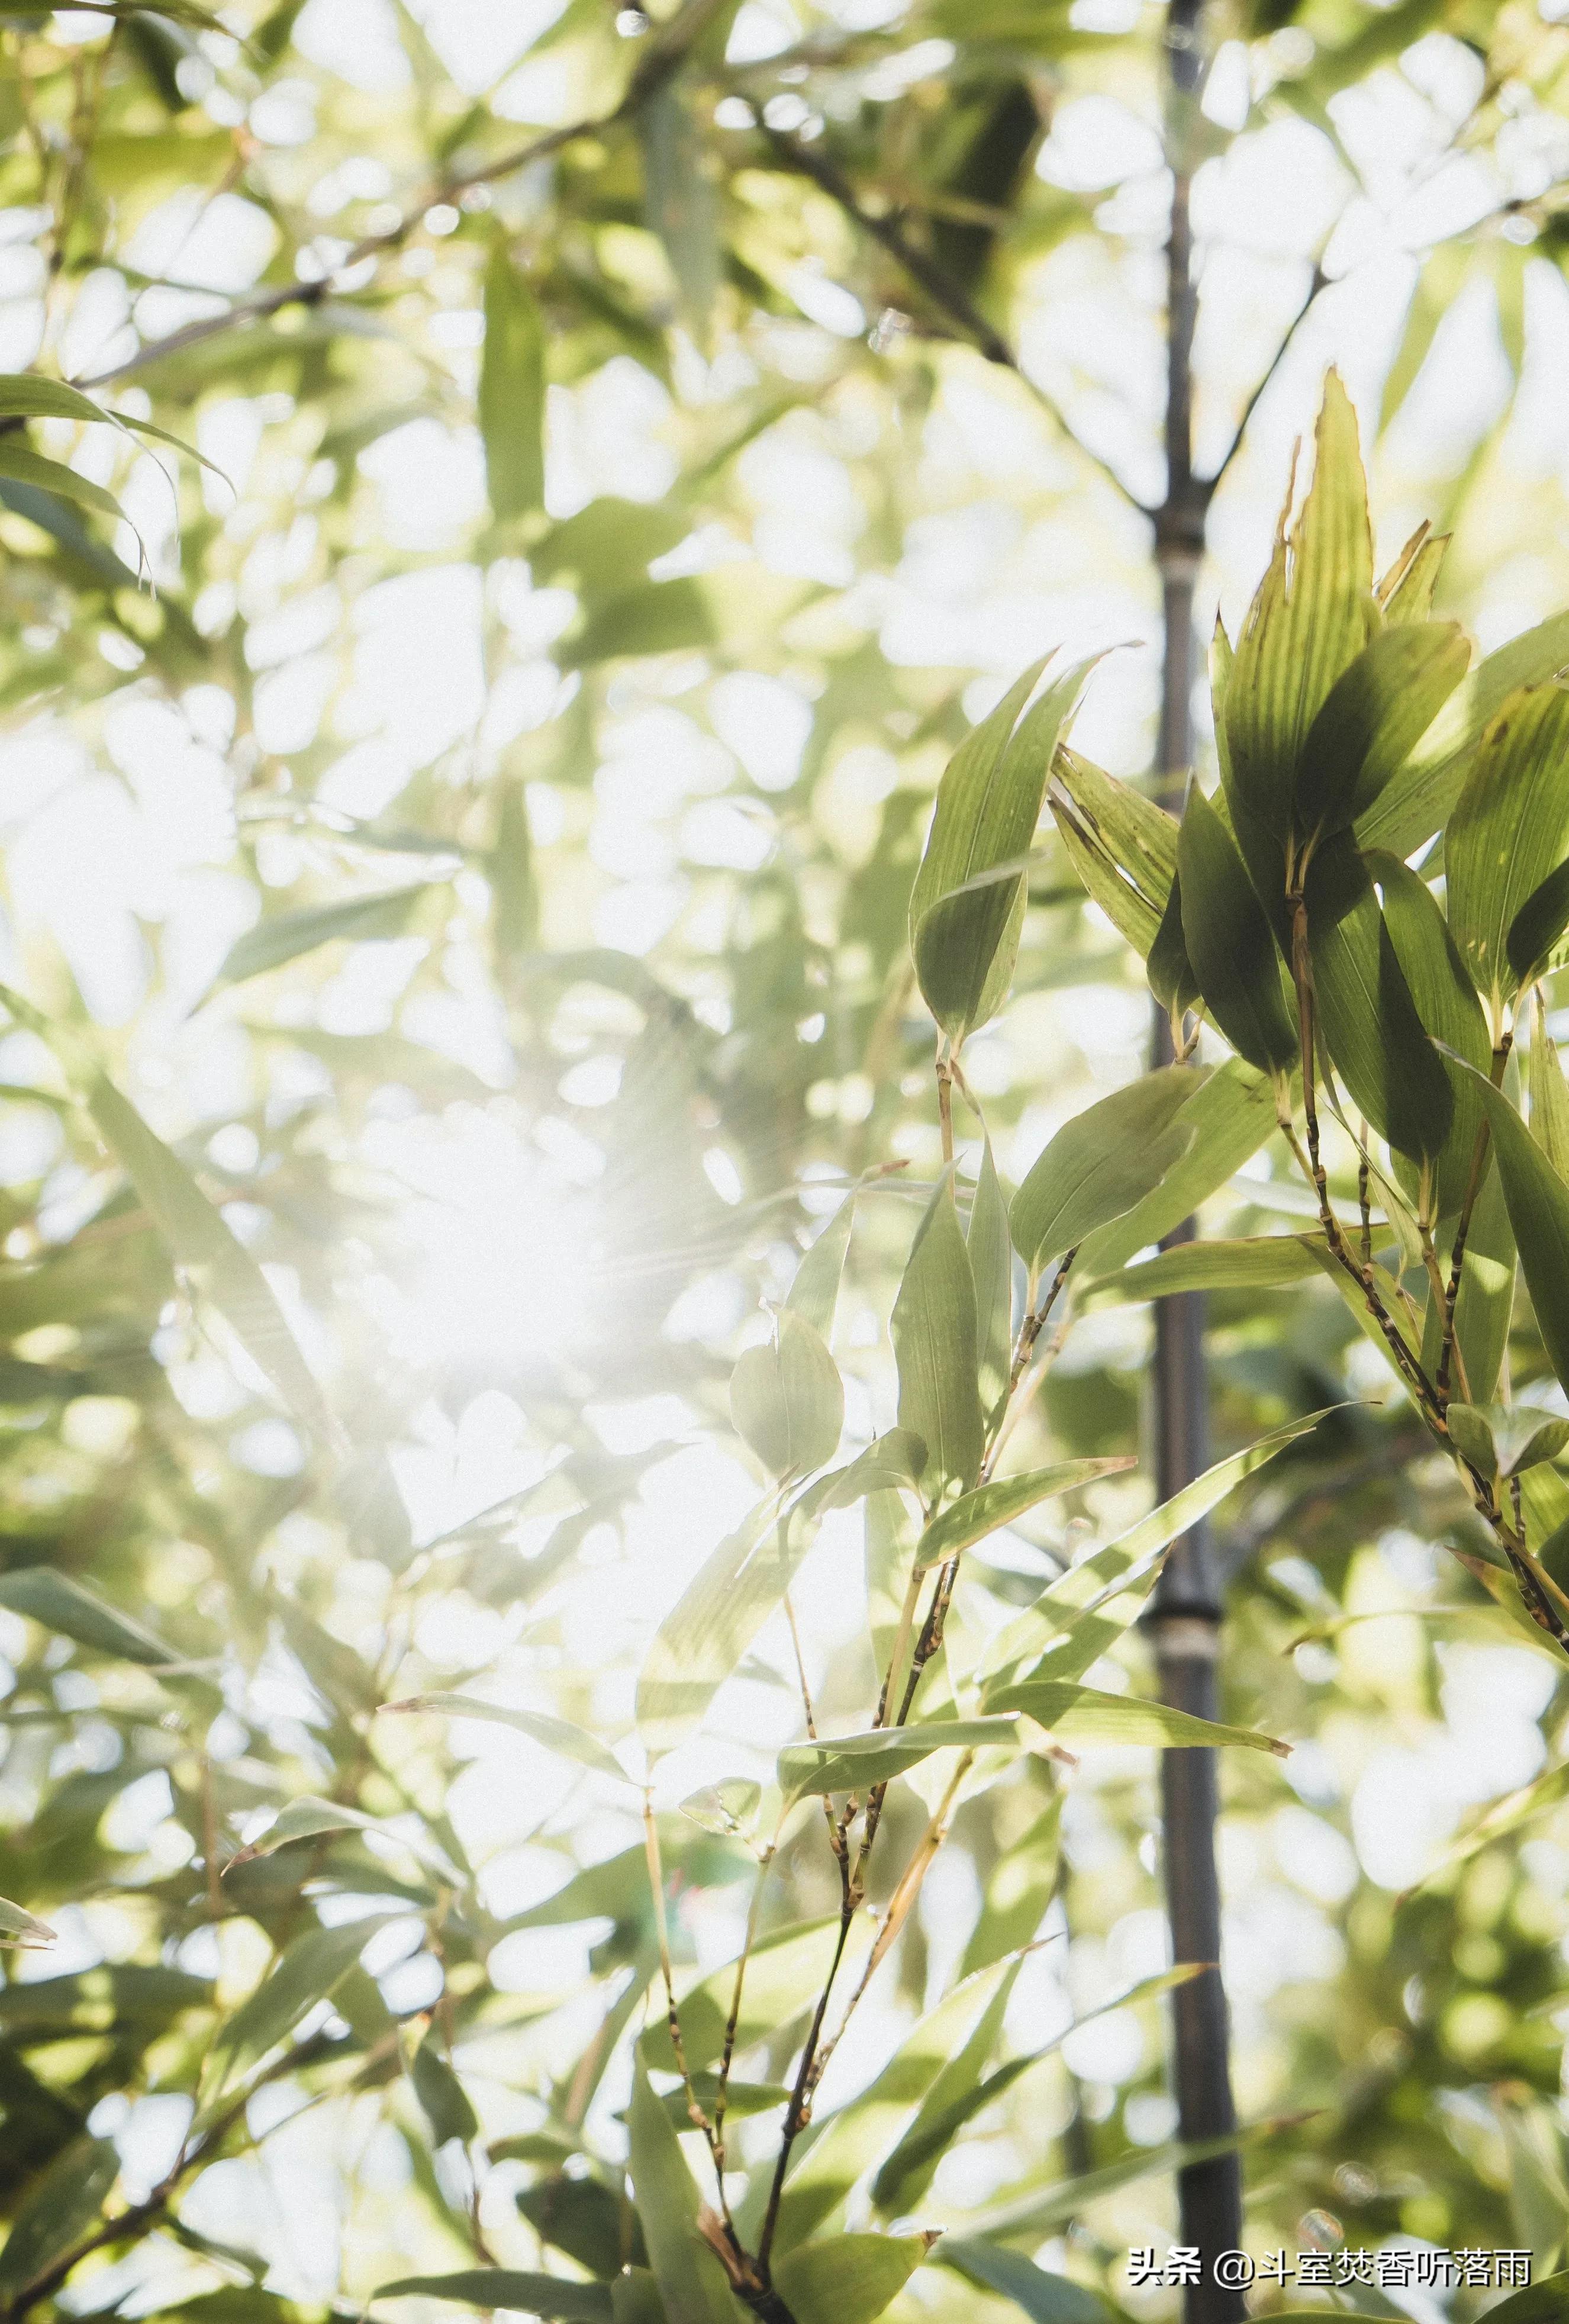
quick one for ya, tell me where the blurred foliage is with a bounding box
[0,0,1568,2319]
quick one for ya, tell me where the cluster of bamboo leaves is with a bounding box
[5,0,1569,2317]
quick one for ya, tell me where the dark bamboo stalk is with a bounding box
[1146,1,1246,2315]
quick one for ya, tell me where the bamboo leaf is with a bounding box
[411,2028,479,2148]
[1304,835,1452,1166]
[1483,2270,1569,2323]
[562,577,714,667]
[1176,787,1296,1077]
[385,1693,632,1784]
[981,1411,1330,1691]
[892,1174,982,1496]
[1445,1402,1569,1480]
[0,983,332,1435]
[983,1678,1288,1755]
[1083,1235,1324,1305]
[731,1308,843,1480]
[1077,1060,1280,1276]
[479,238,546,521]
[910,658,1093,1039]
[0,2136,120,2294]
[0,1897,56,1948]
[636,1491,790,1755]
[1507,854,1569,988]
[1294,620,1467,845]
[376,2276,612,2320]
[967,1136,1014,1422]
[212,1916,393,2081]
[1146,870,1200,1017]
[1049,746,1176,959]
[641,1914,869,2076]
[224,1794,462,1878]
[1532,1004,1569,1180]
[786,1190,855,1339]
[914,1457,1133,1569]
[1009,1068,1199,1286]
[0,440,128,527]
[641,86,720,345]
[1446,683,1569,1014]
[1378,521,1447,624]
[1223,369,1375,852]
[1445,1063,1569,1395]
[1373,850,1490,1210]
[967,2123,1290,2240]
[937,2242,1126,2323]
[778,1715,1019,1801]
[0,1566,179,1667]
[771,2234,929,2324]
[1361,609,1569,858]
[213,887,433,992]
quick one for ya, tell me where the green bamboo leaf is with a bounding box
[561,578,714,667]
[1445,1062,1569,1395]
[731,1308,844,1479]
[0,2136,120,2293]
[771,2234,930,2324]
[611,2275,665,2324]
[642,1914,867,2076]
[755,1959,1017,2252]
[383,1693,632,1785]
[959,1795,1061,1978]
[778,1715,1018,1802]
[1048,745,1177,960]
[801,1430,927,1512]
[914,1457,1133,1569]
[1445,1157,1516,1408]
[1482,2271,1569,2323]
[641,85,719,344]
[1293,620,1467,845]
[212,1916,393,2082]
[0,374,121,426]
[0,1566,179,1667]
[1445,1402,1569,1480]
[212,887,433,992]
[636,1492,788,1755]
[626,2057,753,2324]
[223,1795,462,1878]
[1076,1059,1279,1275]
[1380,242,1471,431]
[937,2242,1126,2324]
[0,1897,56,1948]
[1083,1234,1324,1305]
[1508,855,1569,988]
[0,440,128,527]
[873,1966,1200,2221]
[678,1779,761,1837]
[655,2073,788,2126]
[1009,1067,1199,1286]
[892,1174,982,1496]
[1176,787,1296,1076]
[479,238,546,522]
[1360,609,1569,858]
[981,1410,1332,1691]
[376,2276,612,2320]
[1532,1003,1569,1179]
[0,988,331,1438]
[967,1137,1013,1422]
[411,2028,479,2148]
[967,2122,1290,2240]
[910,658,1093,1039]
[1304,835,1452,1166]
[1145,868,1200,1018]
[1447,683,1569,1015]
[1373,850,1490,1209]
[982,1678,1288,1755]
[786,1190,855,1339]
[1224,369,1375,852]
[1377,520,1447,624]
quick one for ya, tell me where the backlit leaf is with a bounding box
[212,887,432,992]
[1446,1064,1569,1395]
[0,1566,179,1667]
[1507,854,1569,989]
[626,2056,750,2324]
[1009,1068,1199,1286]
[966,1136,1014,1422]
[1049,745,1176,960]
[938,2241,1125,2323]
[731,1307,844,1479]
[384,1693,632,1785]
[1447,683,1569,1015]
[983,1678,1288,1755]
[0,2136,119,2293]
[892,1174,982,1496]
[771,2234,929,2324]
[376,2276,612,2320]
[914,1457,1132,1568]
[1293,620,1467,845]
[778,1716,1019,1801]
